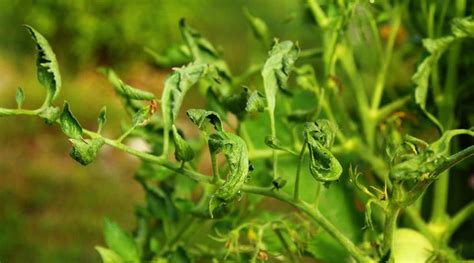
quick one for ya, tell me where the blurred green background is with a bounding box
[0,1,317,262]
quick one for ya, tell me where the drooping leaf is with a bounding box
[25,25,61,106]
[244,8,271,48]
[208,131,250,217]
[95,246,124,263]
[245,90,266,113]
[261,40,299,115]
[69,138,105,166]
[100,68,155,100]
[172,125,195,162]
[304,121,342,182]
[97,106,107,133]
[103,217,140,263]
[15,87,25,109]
[161,63,208,131]
[60,102,83,139]
[186,109,223,132]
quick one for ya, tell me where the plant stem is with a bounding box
[0,107,40,116]
[242,185,373,263]
[294,143,307,201]
[380,204,401,255]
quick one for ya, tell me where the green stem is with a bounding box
[274,227,297,263]
[159,217,198,256]
[242,185,373,263]
[375,96,411,122]
[294,143,307,201]
[0,107,40,116]
[380,204,401,255]
[370,6,401,112]
[269,112,278,180]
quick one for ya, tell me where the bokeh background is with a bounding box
[0,1,318,262]
[0,0,473,262]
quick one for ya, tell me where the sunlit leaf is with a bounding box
[95,246,124,263]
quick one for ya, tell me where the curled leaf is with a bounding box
[245,90,266,113]
[38,106,60,124]
[60,102,83,139]
[100,68,155,100]
[172,125,195,162]
[25,25,61,106]
[161,63,208,131]
[261,40,299,114]
[208,131,250,217]
[304,121,342,182]
[186,109,223,132]
[69,138,105,166]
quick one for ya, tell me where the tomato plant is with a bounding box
[1,1,473,262]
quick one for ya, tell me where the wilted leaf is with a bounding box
[69,138,105,166]
[60,102,83,139]
[25,25,61,106]
[161,63,208,132]
[304,121,342,182]
[246,90,266,113]
[208,131,250,217]
[186,109,223,132]
[261,40,299,115]
[38,106,60,124]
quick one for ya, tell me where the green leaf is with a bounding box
[208,131,250,217]
[172,125,195,162]
[245,90,266,113]
[15,87,25,109]
[186,109,223,132]
[179,19,233,95]
[161,63,208,133]
[69,138,105,166]
[264,135,297,155]
[243,8,271,47]
[413,16,474,131]
[97,106,107,133]
[132,105,152,127]
[304,121,342,182]
[100,68,155,100]
[103,217,139,263]
[261,40,299,115]
[25,25,61,106]
[145,45,191,68]
[95,246,124,263]
[451,16,474,38]
[60,102,83,139]
[38,106,60,124]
